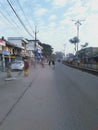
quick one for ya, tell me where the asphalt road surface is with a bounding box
[0,63,98,130]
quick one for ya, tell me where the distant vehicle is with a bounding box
[57,59,61,62]
[11,60,24,70]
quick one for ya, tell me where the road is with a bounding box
[0,62,98,130]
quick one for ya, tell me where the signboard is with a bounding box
[0,39,5,46]
[2,50,10,55]
[35,49,40,58]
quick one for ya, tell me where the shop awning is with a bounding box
[0,50,10,55]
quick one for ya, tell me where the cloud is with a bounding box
[82,14,98,44]
[89,0,98,11]
[45,0,50,2]
[60,17,71,26]
[34,7,47,17]
[49,15,57,21]
[52,0,68,8]
[67,1,88,18]
[49,22,57,28]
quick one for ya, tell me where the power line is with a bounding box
[6,0,34,38]
[0,8,24,36]
[0,2,24,36]
[16,0,34,33]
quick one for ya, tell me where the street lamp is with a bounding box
[72,19,85,51]
[63,44,66,59]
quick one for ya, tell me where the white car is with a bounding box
[11,60,24,70]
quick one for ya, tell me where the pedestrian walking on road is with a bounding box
[41,56,45,68]
[24,58,30,77]
[52,59,55,69]
[6,62,12,78]
[48,60,51,66]
[31,58,36,68]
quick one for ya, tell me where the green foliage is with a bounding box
[38,42,53,57]
[55,51,64,59]
[69,36,80,44]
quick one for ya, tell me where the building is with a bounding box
[77,47,98,63]
[0,38,10,71]
[0,37,43,71]
[27,39,43,58]
[8,37,29,60]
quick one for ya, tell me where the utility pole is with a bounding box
[33,26,39,49]
[33,26,39,62]
[63,44,66,59]
[72,19,85,51]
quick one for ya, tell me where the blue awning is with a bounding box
[35,49,40,58]
[0,50,10,55]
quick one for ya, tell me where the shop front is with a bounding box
[0,50,10,71]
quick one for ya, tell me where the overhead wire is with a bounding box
[0,1,24,36]
[6,0,34,38]
[0,7,23,36]
[16,0,34,33]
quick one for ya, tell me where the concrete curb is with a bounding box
[63,63,98,76]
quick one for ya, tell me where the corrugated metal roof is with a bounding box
[6,41,24,49]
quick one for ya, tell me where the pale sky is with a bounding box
[0,0,98,54]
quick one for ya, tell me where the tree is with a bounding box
[55,51,64,60]
[69,36,80,51]
[38,42,53,57]
[81,42,89,49]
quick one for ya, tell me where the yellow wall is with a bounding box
[0,46,2,50]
